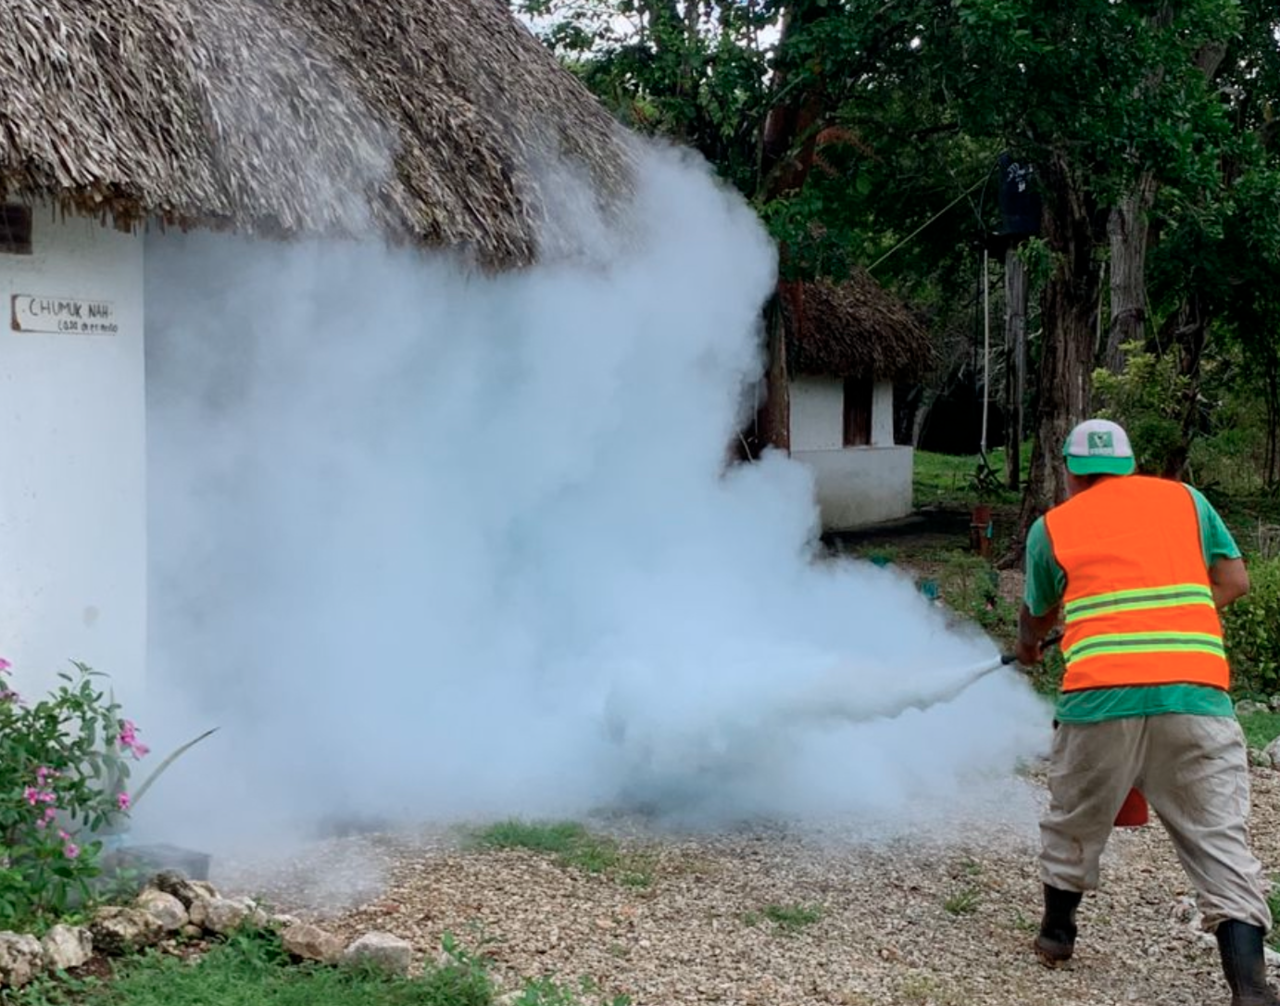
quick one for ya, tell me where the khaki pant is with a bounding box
[1040,714,1272,931]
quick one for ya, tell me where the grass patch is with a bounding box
[913,447,1027,509]
[942,887,982,916]
[2,929,630,1006]
[743,903,822,933]
[1240,711,1280,750]
[470,820,652,888]
[897,972,958,1005]
[5,929,494,1006]
[472,820,594,856]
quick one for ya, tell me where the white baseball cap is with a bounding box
[1062,418,1136,476]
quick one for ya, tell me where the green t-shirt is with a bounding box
[1024,482,1239,723]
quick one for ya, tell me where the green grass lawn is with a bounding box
[913,446,1029,509]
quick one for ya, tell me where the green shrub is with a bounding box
[1190,421,1270,497]
[931,551,1017,641]
[1222,556,1280,695]
[1093,344,1189,476]
[0,660,142,928]
[1239,711,1280,750]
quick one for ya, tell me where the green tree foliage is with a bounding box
[514,0,1280,528]
[518,0,778,194]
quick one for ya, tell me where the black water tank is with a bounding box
[996,153,1040,238]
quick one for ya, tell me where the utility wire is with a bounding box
[866,175,986,273]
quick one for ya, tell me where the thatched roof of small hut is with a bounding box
[782,273,934,381]
[0,0,630,267]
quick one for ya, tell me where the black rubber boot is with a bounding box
[1216,920,1280,1006]
[1034,884,1083,967]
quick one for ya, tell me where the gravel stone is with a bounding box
[341,932,414,975]
[282,923,344,964]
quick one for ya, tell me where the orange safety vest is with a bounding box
[1043,475,1229,692]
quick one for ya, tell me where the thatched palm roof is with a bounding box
[782,273,934,381]
[0,0,630,267]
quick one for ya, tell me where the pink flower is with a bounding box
[63,843,79,860]
[57,829,70,841]
[23,786,39,806]
[42,808,56,824]
[117,720,149,759]
[117,792,131,811]
[0,658,10,673]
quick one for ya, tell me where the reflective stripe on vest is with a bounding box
[1043,475,1229,692]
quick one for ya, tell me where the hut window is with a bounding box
[843,377,873,447]
[0,206,32,255]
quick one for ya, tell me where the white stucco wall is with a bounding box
[790,376,844,451]
[0,206,146,702]
[793,445,914,529]
[789,376,912,529]
[871,379,894,447]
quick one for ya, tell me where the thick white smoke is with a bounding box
[138,146,1049,850]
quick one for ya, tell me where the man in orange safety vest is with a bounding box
[1017,418,1276,1006]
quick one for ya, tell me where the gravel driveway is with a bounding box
[217,766,1280,1006]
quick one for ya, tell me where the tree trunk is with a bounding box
[1104,174,1157,370]
[1154,297,1209,480]
[1006,151,1101,562]
[1101,33,1224,376]
[758,293,791,452]
[750,1,832,453]
[1003,251,1028,489]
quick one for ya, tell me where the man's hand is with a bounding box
[1015,638,1042,667]
[1017,602,1061,666]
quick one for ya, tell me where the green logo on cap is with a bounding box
[1087,431,1114,455]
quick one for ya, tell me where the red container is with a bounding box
[970,505,993,557]
[1114,788,1149,827]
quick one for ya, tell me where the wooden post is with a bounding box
[1004,251,1027,489]
[756,293,791,452]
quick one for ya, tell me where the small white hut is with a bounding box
[781,275,933,530]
